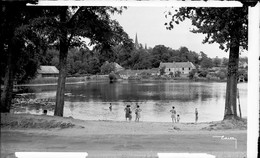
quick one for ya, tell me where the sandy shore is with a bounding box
[1,113,247,158]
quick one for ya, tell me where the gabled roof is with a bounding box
[159,62,195,69]
[38,66,59,74]
[113,62,124,70]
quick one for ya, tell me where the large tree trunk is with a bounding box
[54,7,68,117]
[223,39,240,120]
[0,39,15,113]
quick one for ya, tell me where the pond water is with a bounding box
[13,80,247,123]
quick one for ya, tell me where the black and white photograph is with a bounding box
[1,0,259,158]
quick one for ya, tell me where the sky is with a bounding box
[112,7,248,58]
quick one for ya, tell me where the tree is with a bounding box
[178,46,189,62]
[101,62,116,74]
[166,7,248,120]
[0,1,44,112]
[221,57,229,67]
[151,45,170,68]
[201,58,213,69]
[114,38,134,69]
[213,57,221,67]
[159,66,166,75]
[30,6,128,116]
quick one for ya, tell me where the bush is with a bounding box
[140,72,151,79]
[169,72,174,77]
[198,70,208,78]
[159,66,166,75]
[174,71,181,77]
[108,72,117,81]
[101,62,115,74]
[188,69,197,79]
[215,69,227,80]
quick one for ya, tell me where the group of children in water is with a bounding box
[170,106,199,123]
[109,103,199,123]
[109,103,142,122]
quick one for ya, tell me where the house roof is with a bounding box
[38,66,59,74]
[159,62,195,69]
[113,62,124,70]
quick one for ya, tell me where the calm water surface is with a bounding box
[14,80,247,123]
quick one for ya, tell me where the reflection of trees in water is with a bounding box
[60,81,219,103]
[25,82,226,105]
[153,102,168,113]
[28,85,58,93]
[200,90,212,101]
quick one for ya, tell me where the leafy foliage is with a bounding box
[101,62,116,74]
[165,7,248,52]
[159,66,166,75]
[165,7,248,120]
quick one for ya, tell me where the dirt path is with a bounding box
[1,114,247,158]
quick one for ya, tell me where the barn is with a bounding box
[37,66,59,78]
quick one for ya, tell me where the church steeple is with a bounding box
[134,33,139,49]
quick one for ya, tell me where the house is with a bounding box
[37,66,59,78]
[159,61,196,75]
[113,62,125,72]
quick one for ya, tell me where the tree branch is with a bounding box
[67,6,86,28]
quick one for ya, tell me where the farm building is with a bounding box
[113,62,125,72]
[159,61,196,75]
[37,66,59,78]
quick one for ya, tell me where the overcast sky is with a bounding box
[112,7,248,58]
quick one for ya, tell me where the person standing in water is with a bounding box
[170,106,177,123]
[195,108,198,123]
[177,114,180,123]
[135,105,142,122]
[109,103,112,111]
[124,105,132,121]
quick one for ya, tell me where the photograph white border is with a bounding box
[23,1,260,158]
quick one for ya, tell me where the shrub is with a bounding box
[101,62,115,74]
[140,72,151,79]
[108,72,117,81]
[169,72,174,77]
[215,69,227,80]
[175,71,181,77]
[159,66,166,75]
[188,69,197,79]
[198,70,208,78]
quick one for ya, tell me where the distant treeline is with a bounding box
[41,44,247,76]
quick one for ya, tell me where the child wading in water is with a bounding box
[135,105,142,122]
[177,114,180,123]
[195,108,198,124]
[124,105,132,121]
[109,103,112,111]
[170,106,177,123]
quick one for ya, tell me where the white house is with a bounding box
[159,61,196,75]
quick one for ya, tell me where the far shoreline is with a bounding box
[13,77,241,87]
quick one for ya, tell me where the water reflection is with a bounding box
[13,81,247,122]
